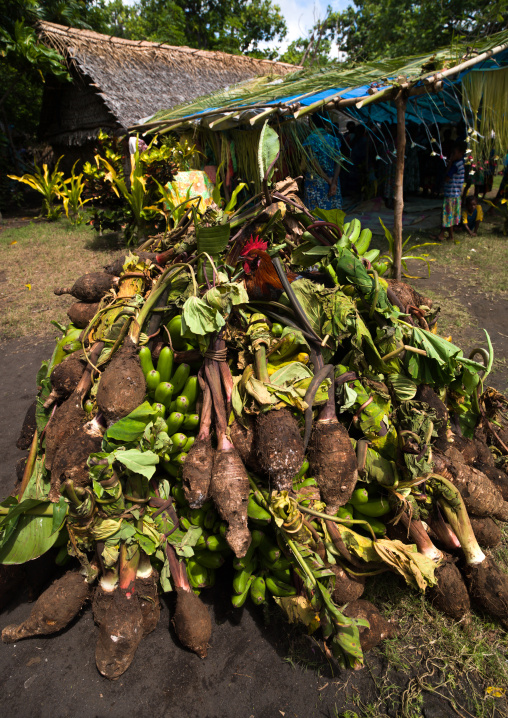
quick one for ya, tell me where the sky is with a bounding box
[275,0,351,51]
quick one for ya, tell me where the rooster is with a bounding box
[240,236,298,300]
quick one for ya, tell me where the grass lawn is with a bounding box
[0,219,123,342]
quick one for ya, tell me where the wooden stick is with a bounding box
[392,91,407,282]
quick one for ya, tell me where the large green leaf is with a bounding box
[196,223,230,256]
[182,295,225,336]
[113,449,159,479]
[258,121,280,182]
[0,513,62,564]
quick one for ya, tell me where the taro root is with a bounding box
[450,433,478,465]
[342,599,396,652]
[1,571,91,643]
[428,558,471,621]
[54,272,117,302]
[67,301,100,329]
[95,589,144,680]
[44,353,86,408]
[386,279,432,311]
[478,465,508,502]
[96,338,146,425]
[16,400,37,450]
[465,557,508,628]
[329,564,365,604]
[44,393,87,471]
[469,516,502,548]
[44,342,104,471]
[172,587,212,658]
[49,414,105,500]
[433,453,508,522]
[256,408,305,492]
[136,571,161,635]
[104,252,157,277]
[183,374,213,508]
[308,419,358,512]
[230,417,262,473]
[206,360,251,558]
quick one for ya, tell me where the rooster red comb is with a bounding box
[240,235,268,256]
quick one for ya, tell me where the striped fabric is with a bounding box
[443,159,465,198]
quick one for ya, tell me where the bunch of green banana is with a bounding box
[342,219,377,261]
[138,345,202,478]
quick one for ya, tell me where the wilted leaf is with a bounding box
[182,295,225,336]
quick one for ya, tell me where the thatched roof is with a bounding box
[38,21,297,132]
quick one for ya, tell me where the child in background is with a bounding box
[436,142,466,241]
[461,195,483,236]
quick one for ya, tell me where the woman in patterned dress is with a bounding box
[436,142,466,241]
[303,114,342,211]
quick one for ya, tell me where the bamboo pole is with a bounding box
[392,91,407,282]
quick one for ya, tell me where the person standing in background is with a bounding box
[302,114,342,210]
[436,142,466,241]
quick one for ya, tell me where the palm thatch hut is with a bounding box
[37,21,296,165]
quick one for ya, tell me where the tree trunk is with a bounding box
[392,91,407,282]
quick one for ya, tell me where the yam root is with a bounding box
[54,272,117,302]
[256,408,305,492]
[67,301,101,329]
[172,587,211,658]
[469,516,502,548]
[136,571,160,636]
[329,564,365,604]
[96,338,146,425]
[428,559,471,621]
[210,446,251,558]
[478,464,508,502]
[16,400,37,450]
[307,419,358,513]
[94,589,144,680]
[1,571,91,643]
[342,599,397,652]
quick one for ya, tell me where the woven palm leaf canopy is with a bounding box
[132,29,508,142]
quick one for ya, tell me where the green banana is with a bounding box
[346,218,361,243]
[194,550,225,569]
[353,227,372,255]
[206,534,230,552]
[363,248,380,263]
[247,496,272,524]
[353,508,387,537]
[258,535,281,564]
[250,576,266,605]
[233,559,257,595]
[231,576,254,607]
[186,558,211,588]
[265,575,296,597]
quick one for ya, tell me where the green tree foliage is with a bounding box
[288,0,508,67]
[89,0,287,55]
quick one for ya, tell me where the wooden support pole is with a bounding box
[392,91,407,282]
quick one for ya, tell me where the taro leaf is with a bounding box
[105,401,158,444]
[205,281,249,312]
[91,517,124,541]
[0,512,61,564]
[387,373,417,401]
[258,121,280,182]
[134,519,161,555]
[196,223,230,256]
[175,525,202,557]
[313,207,346,231]
[182,295,225,336]
[113,448,159,479]
[291,240,331,269]
[51,496,68,535]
